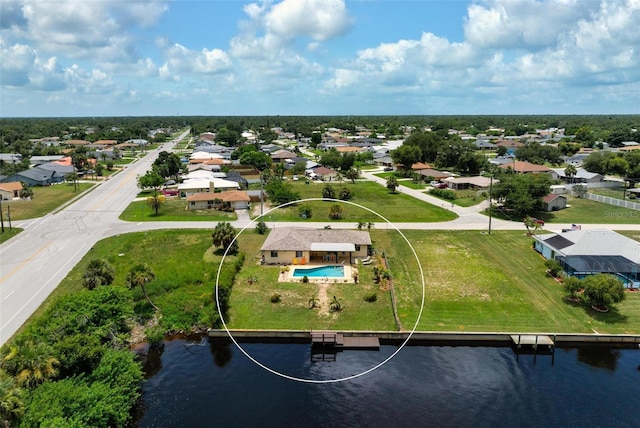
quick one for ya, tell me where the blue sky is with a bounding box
[1,0,639,117]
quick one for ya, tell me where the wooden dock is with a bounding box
[311,331,380,350]
[510,334,555,349]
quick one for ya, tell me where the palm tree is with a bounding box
[329,296,342,312]
[345,167,360,184]
[564,164,578,184]
[329,204,343,219]
[1,338,59,388]
[386,176,398,193]
[0,369,24,426]
[212,222,238,254]
[356,221,367,230]
[126,264,158,311]
[146,190,166,216]
[82,259,115,290]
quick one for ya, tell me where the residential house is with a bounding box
[2,167,55,186]
[549,168,603,184]
[0,154,22,164]
[499,161,551,175]
[309,166,338,181]
[542,194,568,211]
[444,176,495,190]
[186,190,250,211]
[260,227,371,265]
[533,229,640,288]
[563,153,590,167]
[0,182,23,199]
[419,168,456,181]
[29,155,65,167]
[270,149,297,163]
[177,177,240,196]
[411,162,432,173]
[473,139,496,150]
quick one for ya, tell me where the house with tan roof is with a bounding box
[499,161,551,174]
[186,190,250,211]
[0,182,23,200]
[260,228,371,265]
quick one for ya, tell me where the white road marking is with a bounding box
[4,290,15,300]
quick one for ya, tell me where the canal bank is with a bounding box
[209,328,640,347]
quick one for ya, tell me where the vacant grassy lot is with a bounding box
[3,182,95,220]
[262,180,457,222]
[486,196,640,224]
[427,188,485,207]
[119,198,237,222]
[589,186,628,200]
[0,228,22,244]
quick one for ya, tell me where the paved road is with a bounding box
[0,130,190,346]
[1,140,639,346]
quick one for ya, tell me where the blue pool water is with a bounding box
[292,265,345,278]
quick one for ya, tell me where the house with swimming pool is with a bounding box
[260,227,371,266]
[533,229,640,289]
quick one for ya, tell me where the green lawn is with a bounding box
[376,230,640,334]
[537,197,640,224]
[3,183,95,220]
[262,180,457,222]
[119,198,237,222]
[590,186,633,201]
[427,189,486,207]
[0,228,22,244]
[485,196,640,224]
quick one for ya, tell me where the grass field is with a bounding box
[22,228,640,338]
[3,182,95,220]
[261,180,457,222]
[0,228,22,244]
[427,188,486,207]
[590,186,634,201]
[119,198,237,222]
[486,196,640,224]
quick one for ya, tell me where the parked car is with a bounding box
[529,217,545,226]
[383,166,394,171]
[164,179,176,185]
[162,189,179,196]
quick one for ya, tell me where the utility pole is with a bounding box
[0,199,4,233]
[488,175,493,235]
[260,170,264,216]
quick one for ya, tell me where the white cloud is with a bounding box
[159,42,232,81]
[6,0,168,65]
[0,40,36,86]
[265,0,352,41]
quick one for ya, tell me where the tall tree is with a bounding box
[83,259,116,290]
[564,164,577,183]
[322,184,336,199]
[212,222,238,254]
[391,145,422,171]
[126,264,158,311]
[153,151,182,179]
[386,175,399,193]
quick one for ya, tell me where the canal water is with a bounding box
[137,337,640,427]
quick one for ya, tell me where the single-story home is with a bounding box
[260,227,371,265]
[533,229,640,288]
[0,153,23,164]
[177,178,240,196]
[549,168,603,184]
[0,182,23,199]
[1,167,55,186]
[309,166,338,181]
[270,149,297,163]
[499,161,551,175]
[419,168,456,181]
[444,176,495,190]
[186,190,250,211]
[542,193,568,211]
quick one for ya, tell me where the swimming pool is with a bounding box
[292,265,345,278]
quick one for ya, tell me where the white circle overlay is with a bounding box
[215,197,426,383]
